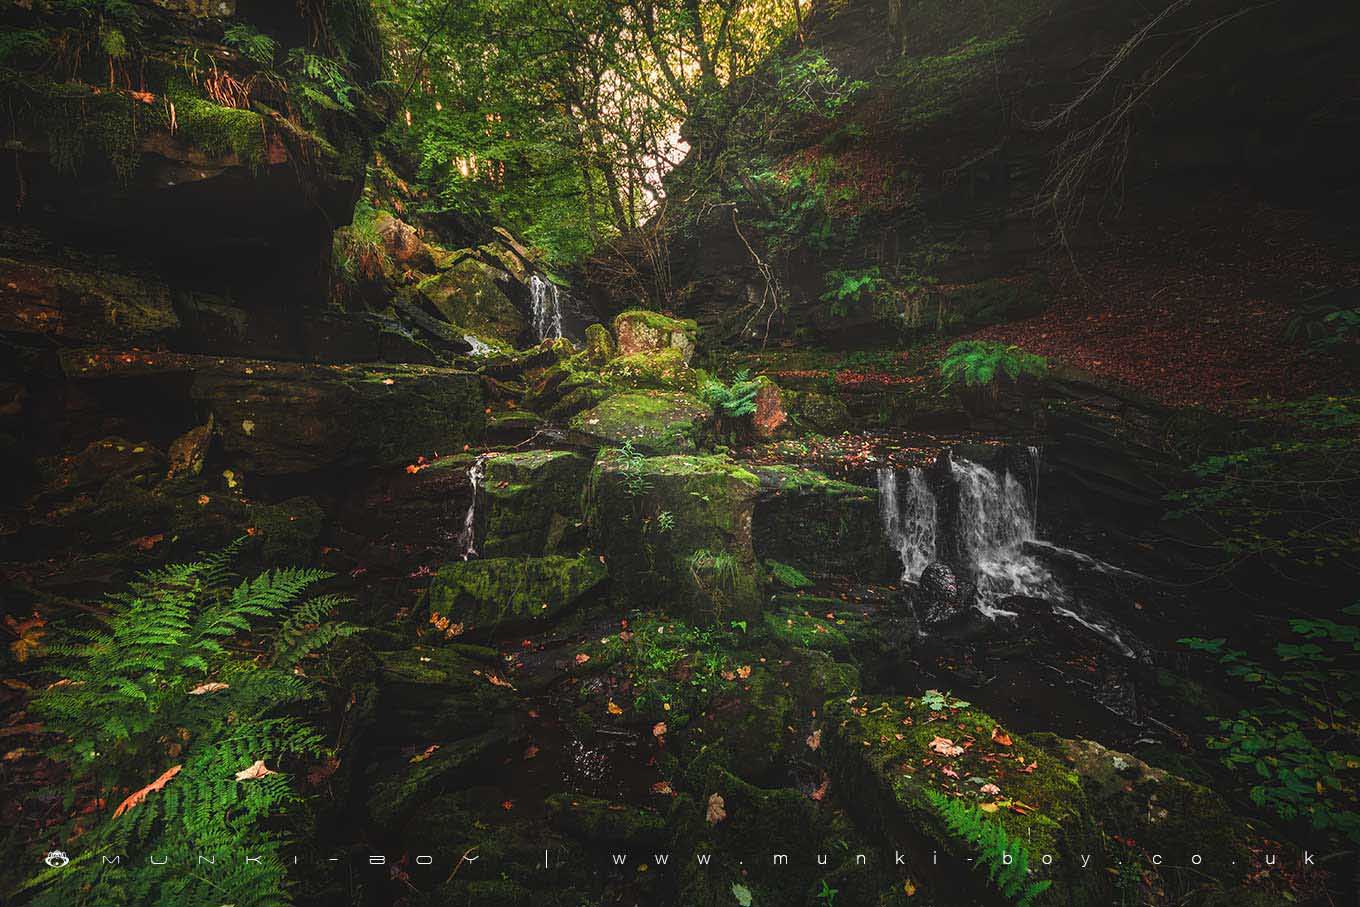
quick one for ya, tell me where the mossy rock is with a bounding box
[366,728,509,834]
[752,465,893,579]
[570,390,712,454]
[761,607,853,655]
[188,359,485,474]
[428,556,608,636]
[586,452,761,622]
[417,256,527,345]
[826,693,1106,905]
[598,348,701,393]
[783,388,853,434]
[584,322,616,363]
[478,449,591,557]
[374,644,519,744]
[545,793,666,848]
[613,309,698,363]
[0,256,179,346]
[42,437,165,495]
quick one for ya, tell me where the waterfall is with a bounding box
[456,454,489,560]
[950,458,1060,617]
[529,274,563,342]
[877,467,937,582]
[1026,445,1041,533]
[464,334,493,357]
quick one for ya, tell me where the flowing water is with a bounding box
[877,466,937,582]
[879,452,1136,656]
[529,274,564,342]
[464,334,493,357]
[457,454,489,559]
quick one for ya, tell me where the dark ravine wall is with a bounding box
[609,0,1360,347]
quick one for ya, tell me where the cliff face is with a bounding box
[623,0,1360,348]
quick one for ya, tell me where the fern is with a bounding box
[926,790,1053,907]
[223,23,278,68]
[702,369,761,418]
[20,543,356,907]
[766,559,812,589]
[940,340,1047,388]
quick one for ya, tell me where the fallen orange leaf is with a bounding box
[113,764,181,818]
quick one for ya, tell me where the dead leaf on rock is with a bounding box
[705,793,726,825]
[928,736,963,757]
[806,728,822,750]
[991,726,1013,747]
[651,781,676,796]
[606,700,623,715]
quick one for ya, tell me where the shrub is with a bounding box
[939,340,1046,388]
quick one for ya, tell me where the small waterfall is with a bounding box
[877,467,937,582]
[464,334,493,357]
[529,274,563,342]
[1026,445,1041,532]
[950,458,1059,616]
[456,454,489,559]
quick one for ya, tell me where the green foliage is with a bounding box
[333,199,390,284]
[166,76,266,168]
[820,266,883,317]
[1179,604,1360,843]
[766,559,812,590]
[0,29,51,65]
[1166,395,1360,570]
[19,543,358,907]
[617,439,651,498]
[732,881,754,905]
[815,878,837,905]
[939,340,1047,387]
[604,616,742,715]
[702,369,761,418]
[1285,294,1360,349]
[926,790,1052,907]
[223,24,279,68]
[688,548,742,594]
[730,48,867,147]
[893,32,1021,130]
[919,689,970,712]
[286,47,357,114]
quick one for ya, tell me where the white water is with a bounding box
[529,274,563,342]
[877,467,937,582]
[464,334,493,357]
[876,453,1134,656]
[950,458,1059,617]
[457,454,489,559]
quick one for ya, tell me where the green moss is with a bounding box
[613,309,699,335]
[569,390,712,453]
[752,465,891,579]
[545,794,666,847]
[416,257,526,344]
[583,322,615,363]
[598,348,700,393]
[428,556,607,635]
[166,77,266,168]
[479,450,591,556]
[762,607,852,653]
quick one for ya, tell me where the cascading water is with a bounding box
[877,467,937,582]
[950,459,1061,617]
[457,454,489,560]
[529,274,564,342]
[463,334,493,357]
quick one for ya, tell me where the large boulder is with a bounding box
[417,257,527,346]
[427,556,608,636]
[914,561,972,626]
[752,465,892,579]
[586,452,762,622]
[477,449,591,557]
[569,390,711,453]
[612,310,698,363]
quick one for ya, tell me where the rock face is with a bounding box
[587,452,762,622]
[477,450,591,557]
[0,255,180,347]
[428,556,608,636]
[751,464,891,579]
[416,257,528,347]
[612,310,698,363]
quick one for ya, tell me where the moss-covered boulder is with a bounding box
[545,793,666,849]
[570,390,712,453]
[783,389,853,434]
[586,451,761,622]
[583,322,616,363]
[826,692,1106,905]
[374,644,520,744]
[598,348,700,393]
[752,465,892,579]
[613,310,698,363]
[478,449,591,557]
[428,556,607,636]
[417,256,527,345]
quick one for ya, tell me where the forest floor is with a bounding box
[971,193,1360,410]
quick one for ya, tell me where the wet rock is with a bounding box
[427,556,607,636]
[583,322,615,364]
[782,389,853,434]
[544,794,665,848]
[569,390,711,454]
[478,450,591,557]
[612,310,697,364]
[914,561,973,626]
[586,451,761,622]
[375,212,433,270]
[44,437,165,495]
[751,465,891,579]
